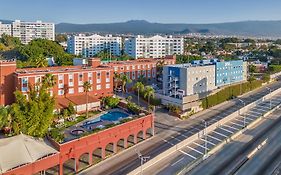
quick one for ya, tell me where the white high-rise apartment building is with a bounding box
[124,35,184,59]
[11,20,55,44]
[67,34,122,57]
[0,22,12,36]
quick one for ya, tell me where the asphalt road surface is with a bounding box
[79,81,281,175]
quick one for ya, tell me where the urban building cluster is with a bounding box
[0,20,55,44]
[159,59,247,111]
[67,34,122,57]
[67,34,184,59]
[0,56,176,111]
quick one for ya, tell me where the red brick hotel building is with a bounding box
[0,55,175,111]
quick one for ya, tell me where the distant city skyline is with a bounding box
[1,0,281,24]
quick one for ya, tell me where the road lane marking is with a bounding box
[224,124,240,130]
[207,134,222,142]
[234,118,249,124]
[248,110,262,115]
[200,138,216,146]
[162,139,175,146]
[212,130,228,138]
[170,135,182,142]
[186,145,204,155]
[230,121,244,128]
[219,126,234,134]
[171,157,184,166]
[193,142,210,150]
[179,150,196,160]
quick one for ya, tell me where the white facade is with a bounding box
[163,64,216,98]
[0,22,12,36]
[67,34,122,57]
[124,35,184,59]
[11,20,55,44]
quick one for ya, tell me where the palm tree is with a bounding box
[133,82,144,105]
[114,72,121,91]
[121,74,132,95]
[156,60,165,78]
[144,86,155,108]
[34,54,48,68]
[42,73,56,90]
[83,81,91,118]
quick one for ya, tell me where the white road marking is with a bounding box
[219,126,234,134]
[162,139,175,146]
[230,121,244,128]
[193,141,210,150]
[207,134,222,142]
[179,150,196,160]
[212,130,228,138]
[170,135,182,142]
[224,124,240,130]
[171,157,184,166]
[200,138,216,146]
[186,145,204,155]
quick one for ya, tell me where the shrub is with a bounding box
[201,80,262,109]
[127,101,141,114]
[102,96,120,108]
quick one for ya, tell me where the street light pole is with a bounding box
[238,99,246,127]
[201,119,208,156]
[265,87,272,109]
[135,149,150,175]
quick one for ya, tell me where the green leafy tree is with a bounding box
[67,102,76,115]
[42,73,56,89]
[18,39,74,66]
[102,96,120,108]
[55,34,67,43]
[10,75,56,137]
[83,81,91,118]
[0,106,10,129]
[34,54,48,68]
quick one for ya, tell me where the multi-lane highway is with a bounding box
[189,103,281,175]
[141,91,281,175]
[80,81,281,175]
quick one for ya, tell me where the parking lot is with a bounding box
[155,93,281,175]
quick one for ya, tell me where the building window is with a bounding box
[97,72,101,83]
[106,72,110,82]
[126,66,130,70]
[132,65,135,70]
[69,73,74,87]
[58,89,64,96]
[78,87,83,93]
[88,72,93,84]
[21,77,28,92]
[106,84,110,89]
[69,88,74,94]
[78,73,83,85]
[96,84,101,90]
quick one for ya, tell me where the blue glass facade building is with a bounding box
[215,60,244,87]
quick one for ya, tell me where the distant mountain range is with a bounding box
[2,19,281,37]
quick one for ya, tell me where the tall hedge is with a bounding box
[201,80,262,109]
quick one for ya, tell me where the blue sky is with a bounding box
[1,0,281,24]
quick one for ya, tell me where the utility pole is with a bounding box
[135,149,150,175]
[265,87,272,109]
[238,99,246,127]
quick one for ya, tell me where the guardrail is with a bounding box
[128,86,281,175]
[176,96,281,175]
